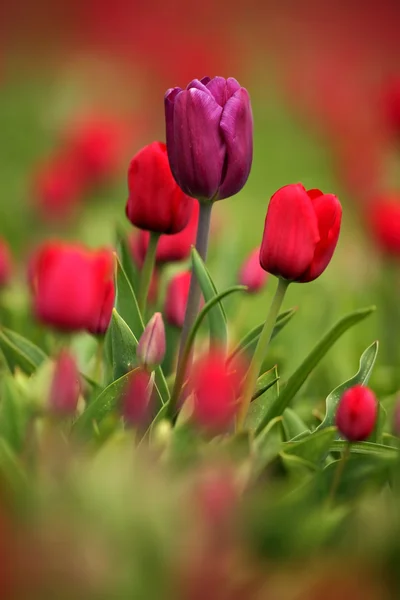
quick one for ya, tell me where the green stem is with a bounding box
[138,232,159,316]
[93,337,105,385]
[328,442,351,506]
[176,202,212,368]
[236,278,289,431]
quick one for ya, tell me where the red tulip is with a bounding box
[121,367,153,426]
[87,279,115,336]
[31,241,114,332]
[336,385,377,442]
[137,200,199,264]
[164,271,191,328]
[239,246,267,293]
[260,184,342,282]
[368,197,400,255]
[187,349,246,433]
[32,154,82,221]
[126,141,194,234]
[48,350,81,417]
[382,77,400,138]
[0,239,12,288]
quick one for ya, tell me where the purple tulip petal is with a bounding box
[172,88,224,200]
[205,76,229,105]
[165,87,183,177]
[186,79,212,95]
[200,76,211,85]
[218,88,253,199]
[226,77,241,97]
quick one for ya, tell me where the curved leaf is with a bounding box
[191,247,229,347]
[281,408,309,441]
[283,427,337,465]
[317,341,379,431]
[1,328,47,368]
[0,331,39,376]
[117,232,140,295]
[252,368,279,401]
[245,366,279,431]
[228,308,297,366]
[115,255,144,342]
[255,306,376,433]
[330,439,398,459]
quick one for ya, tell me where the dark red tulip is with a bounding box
[126,141,194,234]
[187,349,246,432]
[368,197,400,255]
[382,77,400,138]
[239,246,267,293]
[48,350,81,417]
[165,76,253,202]
[260,183,342,282]
[164,271,191,328]
[336,385,377,442]
[32,154,82,221]
[87,279,115,336]
[136,200,199,265]
[0,239,12,288]
[121,367,153,426]
[31,241,114,332]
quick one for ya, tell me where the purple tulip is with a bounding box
[165,76,253,202]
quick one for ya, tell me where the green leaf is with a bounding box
[253,416,283,476]
[0,376,31,452]
[281,408,309,441]
[279,452,318,475]
[117,232,140,295]
[110,309,138,380]
[115,255,144,342]
[369,399,387,444]
[1,328,47,369]
[191,247,228,347]
[317,341,379,432]
[283,427,337,465]
[252,368,279,401]
[0,330,40,376]
[330,440,398,459]
[0,438,28,497]
[228,308,297,366]
[245,366,279,431]
[255,306,376,433]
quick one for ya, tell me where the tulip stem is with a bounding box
[236,278,289,431]
[327,442,351,506]
[176,201,212,366]
[138,232,159,316]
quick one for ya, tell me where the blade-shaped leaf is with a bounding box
[330,439,398,459]
[1,328,47,368]
[252,368,279,401]
[245,366,279,431]
[115,255,144,342]
[283,427,337,465]
[255,306,376,433]
[228,308,297,366]
[316,341,379,432]
[117,232,140,295]
[0,376,31,452]
[191,247,228,347]
[0,331,39,376]
[281,408,309,441]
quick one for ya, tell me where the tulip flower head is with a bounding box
[87,279,115,336]
[165,76,253,202]
[187,349,246,433]
[260,184,342,282]
[164,271,192,329]
[31,242,114,332]
[335,385,377,442]
[48,350,81,417]
[368,197,400,256]
[137,313,166,371]
[126,141,194,234]
[121,367,153,427]
[239,246,268,293]
[0,239,12,288]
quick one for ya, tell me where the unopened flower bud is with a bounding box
[137,313,166,371]
[48,350,81,417]
[121,368,153,426]
[335,385,377,442]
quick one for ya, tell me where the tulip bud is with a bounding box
[164,271,191,328]
[368,197,400,255]
[87,279,115,336]
[32,154,82,221]
[48,350,81,417]
[0,239,12,288]
[335,385,377,442]
[260,183,342,282]
[126,141,194,234]
[137,313,166,371]
[137,200,199,265]
[239,246,267,293]
[165,76,253,202]
[187,349,246,432]
[121,368,153,426]
[31,242,114,332]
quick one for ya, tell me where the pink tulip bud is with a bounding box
[121,368,153,426]
[48,350,81,417]
[137,313,166,371]
[238,246,267,293]
[335,385,377,442]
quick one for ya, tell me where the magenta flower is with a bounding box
[165,76,253,202]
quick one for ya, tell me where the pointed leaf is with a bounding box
[252,368,279,401]
[0,331,38,376]
[115,255,144,342]
[245,366,279,431]
[283,427,337,465]
[255,306,376,433]
[253,416,283,476]
[317,341,379,431]
[117,232,140,295]
[330,439,398,459]
[1,328,47,369]
[281,408,309,441]
[110,309,138,380]
[0,376,31,452]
